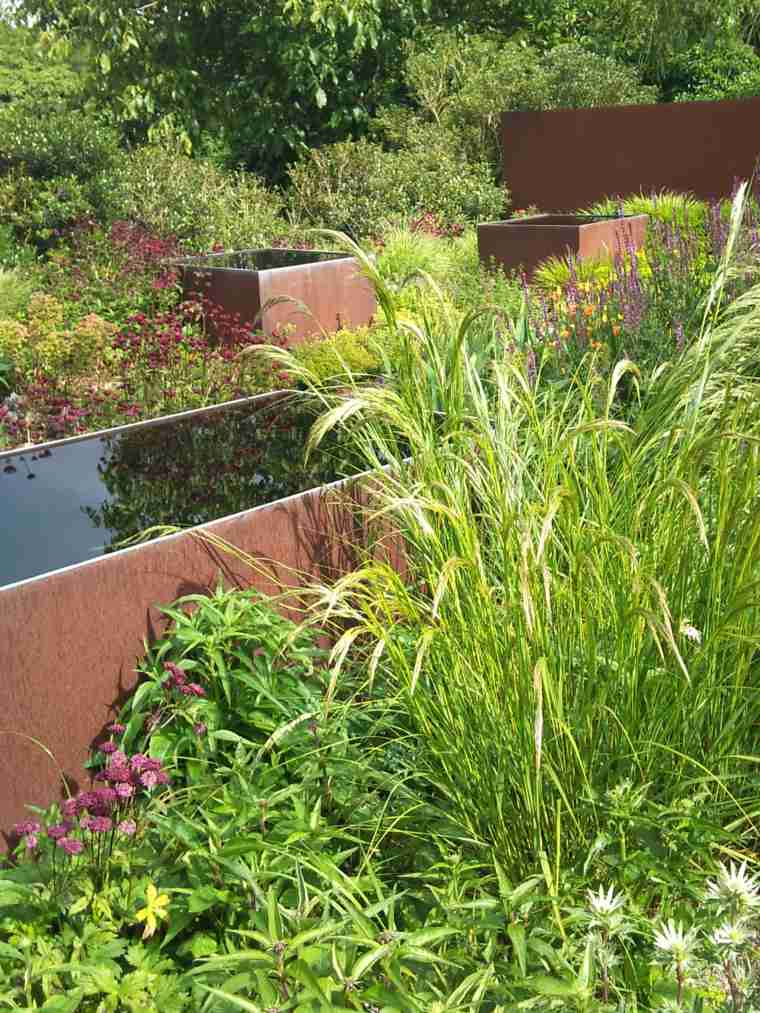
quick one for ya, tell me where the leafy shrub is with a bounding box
[108,146,285,252]
[0,266,36,318]
[289,135,504,239]
[391,33,656,168]
[0,100,120,182]
[586,189,709,229]
[292,326,383,382]
[0,171,97,248]
[0,293,116,379]
[668,37,760,101]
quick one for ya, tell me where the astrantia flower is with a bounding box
[118,819,137,837]
[61,798,79,819]
[652,920,698,965]
[680,619,702,644]
[587,884,626,917]
[187,683,206,698]
[46,822,73,840]
[85,816,112,833]
[705,861,760,912]
[106,722,125,735]
[130,753,151,772]
[24,833,38,850]
[194,722,207,736]
[711,920,751,952]
[105,763,133,784]
[13,820,41,836]
[140,770,159,789]
[100,741,117,754]
[57,836,84,855]
[115,782,135,799]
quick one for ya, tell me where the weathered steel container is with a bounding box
[477,213,648,276]
[0,394,386,837]
[179,248,376,344]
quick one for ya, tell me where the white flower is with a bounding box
[652,920,699,964]
[680,619,702,644]
[711,920,751,952]
[587,884,626,917]
[705,861,760,911]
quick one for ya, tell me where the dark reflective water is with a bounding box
[0,396,354,588]
[179,249,345,271]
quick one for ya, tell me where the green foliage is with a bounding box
[0,19,83,106]
[586,190,709,228]
[0,171,96,248]
[387,32,656,171]
[108,146,285,251]
[289,136,504,239]
[667,36,760,101]
[292,326,385,383]
[0,266,36,319]
[21,0,428,181]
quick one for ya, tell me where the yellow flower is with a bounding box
[136,883,170,940]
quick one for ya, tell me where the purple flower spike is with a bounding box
[58,837,84,855]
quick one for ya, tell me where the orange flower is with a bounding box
[612,324,621,337]
[583,304,594,317]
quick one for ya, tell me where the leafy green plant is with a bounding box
[107,146,285,252]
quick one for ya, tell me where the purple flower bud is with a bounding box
[194,722,207,736]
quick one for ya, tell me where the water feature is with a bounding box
[178,249,346,271]
[0,394,355,588]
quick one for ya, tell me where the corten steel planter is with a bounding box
[0,393,397,839]
[502,97,760,212]
[477,213,649,277]
[179,248,377,345]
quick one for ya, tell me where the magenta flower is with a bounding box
[61,798,79,819]
[130,753,151,772]
[47,822,73,840]
[111,750,128,767]
[194,722,207,736]
[106,722,126,735]
[115,782,135,799]
[100,741,117,754]
[140,770,159,789]
[58,837,84,855]
[105,763,133,784]
[187,683,206,698]
[84,816,112,833]
[24,833,39,850]
[13,820,41,836]
[118,819,137,837]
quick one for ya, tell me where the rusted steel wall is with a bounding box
[0,477,390,840]
[478,213,648,276]
[182,257,376,344]
[502,98,760,211]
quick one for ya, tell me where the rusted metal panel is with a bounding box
[502,97,760,211]
[0,474,389,839]
[181,251,376,344]
[478,214,648,276]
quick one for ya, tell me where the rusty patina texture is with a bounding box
[502,97,760,212]
[180,250,376,344]
[0,471,393,840]
[478,213,648,277]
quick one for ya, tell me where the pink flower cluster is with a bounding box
[92,748,171,790]
[163,661,206,698]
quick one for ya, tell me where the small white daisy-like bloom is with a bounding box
[705,861,760,911]
[711,920,751,951]
[680,619,702,644]
[653,920,699,964]
[587,884,626,917]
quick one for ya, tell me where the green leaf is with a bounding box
[507,922,527,976]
